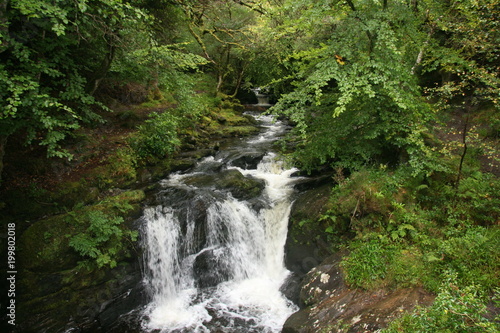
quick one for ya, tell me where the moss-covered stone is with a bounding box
[285,184,334,275]
[18,214,79,272]
[18,190,145,273]
[220,125,260,137]
[216,169,265,200]
[183,169,265,200]
[50,180,99,208]
[87,151,138,191]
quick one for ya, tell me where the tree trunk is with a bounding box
[455,109,470,189]
[86,43,116,95]
[345,0,356,11]
[230,67,245,98]
[411,28,433,74]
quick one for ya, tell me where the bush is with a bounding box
[383,273,499,332]
[341,237,426,290]
[326,166,499,294]
[68,209,138,269]
[422,226,500,293]
[131,111,181,161]
[341,239,396,289]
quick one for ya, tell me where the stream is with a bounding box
[136,113,301,332]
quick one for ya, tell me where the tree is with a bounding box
[251,0,499,177]
[419,0,500,186]
[178,0,260,95]
[0,0,150,183]
[260,0,437,173]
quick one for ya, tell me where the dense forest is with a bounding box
[1,0,499,332]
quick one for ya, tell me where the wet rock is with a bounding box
[155,188,212,253]
[280,272,302,305]
[178,148,217,160]
[230,153,266,169]
[217,169,265,200]
[193,248,231,288]
[182,169,265,200]
[285,184,333,276]
[17,260,143,333]
[96,272,146,329]
[170,158,197,172]
[293,173,334,192]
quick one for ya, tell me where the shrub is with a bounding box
[68,209,138,269]
[383,273,498,332]
[422,226,500,293]
[131,111,181,161]
[341,239,396,289]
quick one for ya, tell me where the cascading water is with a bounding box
[140,113,300,332]
[252,88,271,107]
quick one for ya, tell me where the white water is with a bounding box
[141,114,299,332]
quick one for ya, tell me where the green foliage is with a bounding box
[341,239,394,289]
[178,0,261,95]
[67,203,139,269]
[131,111,181,162]
[325,166,500,295]
[261,0,439,174]
[106,147,138,183]
[321,167,420,236]
[420,226,500,293]
[422,0,500,110]
[384,273,499,333]
[0,0,150,161]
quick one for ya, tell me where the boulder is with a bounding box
[183,169,265,200]
[285,184,333,276]
[282,254,435,333]
[193,247,231,288]
[230,153,266,169]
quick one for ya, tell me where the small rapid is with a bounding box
[140,113,300,332]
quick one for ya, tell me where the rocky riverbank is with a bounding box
[2,98,264,332]
[283,180,435,333]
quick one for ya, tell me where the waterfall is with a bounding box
[140,114,299,332]
[252,88,271,107]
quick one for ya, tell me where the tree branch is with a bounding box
[411,27,433,74]
[187,23,216,65]
[345,0,357,11]
[234,0,266,15]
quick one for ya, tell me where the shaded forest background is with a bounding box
[0,0,499,331]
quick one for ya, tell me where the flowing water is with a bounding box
[139,113,300,332]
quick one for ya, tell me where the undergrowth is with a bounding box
[314,163,499,330]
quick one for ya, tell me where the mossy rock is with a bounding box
[51,180,100,208]
[97,189,145,222]
[285,184,334,275]
[220,126,260,137]
[170,158,197,172]
[18,190,145,273]
[182,169,265,200]
[18,214,79,272]
[216,169,265,200]
[107,189,145,205]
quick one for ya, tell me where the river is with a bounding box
[133,113,301,332]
